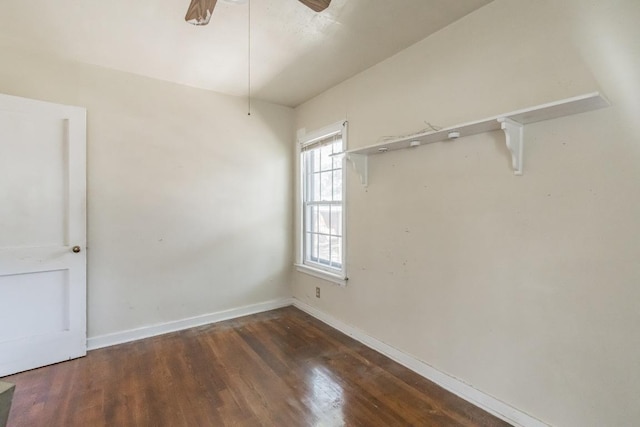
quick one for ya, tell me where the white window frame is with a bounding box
[295,120,348,286]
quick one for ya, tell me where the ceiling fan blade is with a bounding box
[185,0,217,26]
[298,0,331,13]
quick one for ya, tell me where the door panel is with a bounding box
[0,270,69,341]
[0,111,67,248]
[0,93,86,376]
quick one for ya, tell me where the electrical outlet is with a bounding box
[315,287,320,298]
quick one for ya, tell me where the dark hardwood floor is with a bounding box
[2,307,510,426]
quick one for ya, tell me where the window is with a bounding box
[298,121,347,283]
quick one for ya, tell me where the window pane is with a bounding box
[332,139,343,169]
[310,149,320,172]
[320,172,333,201]
[331,236,342,267]
[303,151,311,178]
[332,153,342,170]
[318,234,330,265]
[330,205,342,237]
[306,205,319,233]
[303,151,310,175]
[318,205,331,235]
[332,170,342,201]
[307,233,318,262]
[311,172,321,202]
[320,144,333,171]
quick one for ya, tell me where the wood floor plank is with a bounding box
[1,307,511,427]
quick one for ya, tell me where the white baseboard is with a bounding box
[87,297,294,350]
[292,299,548,427]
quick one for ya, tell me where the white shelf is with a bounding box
[345,92,609,185]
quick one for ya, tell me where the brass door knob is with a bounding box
[72,246,81,253]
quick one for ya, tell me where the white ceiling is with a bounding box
[0,0,492,107]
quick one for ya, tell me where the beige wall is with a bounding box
[0,41,294,338]
[293,1,640,426]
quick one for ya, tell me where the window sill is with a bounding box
[295,264,348,287]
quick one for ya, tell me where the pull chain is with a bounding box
[247,0,251,116]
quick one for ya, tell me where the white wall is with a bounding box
[293,1,640,426]
[0,40,294,338]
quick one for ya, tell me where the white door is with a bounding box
[0,93,87,376]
